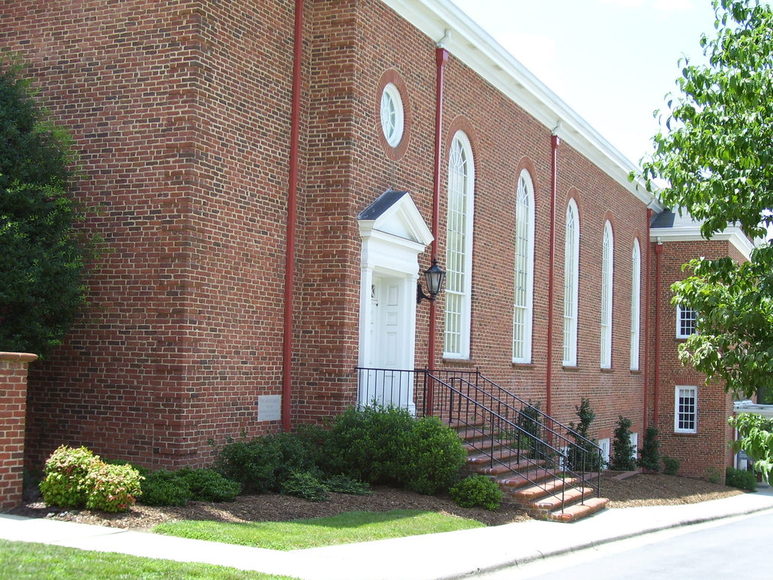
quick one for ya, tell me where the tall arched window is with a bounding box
[600,220,614,369]
[630,239,641,370]
[444,131,475,359]
[512,169,535,363]
[563,199,580,366]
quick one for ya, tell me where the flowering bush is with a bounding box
[84,462,143,512]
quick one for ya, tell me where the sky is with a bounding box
[451,0,718,166]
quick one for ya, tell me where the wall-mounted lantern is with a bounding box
[416,259,446,304]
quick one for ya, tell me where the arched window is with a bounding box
[512,169,535,363]
[600,220,614,369]
[562,199,580,366]
[444,131,474,359]
[630,239,641,370]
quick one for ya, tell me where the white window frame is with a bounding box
[562,199,580,366]
[598,438,611,468]
[600,220,614,369]
[630,239,641,370]
[676,305,697,339]
[443,131,475,359]
[512,169,535,363]
[674,385,698,434]
[380,83,404,148]
[629,432,639,461]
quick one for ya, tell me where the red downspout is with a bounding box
[652,240,664,427]
[545,133,560,417]
[282,0,304,432]
[642,208,653,431]
[428,47,449,371]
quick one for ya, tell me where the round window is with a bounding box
[380,83,404,148]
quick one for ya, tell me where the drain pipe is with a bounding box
[652,238,664,427]
[545,126,560,418]
[428,39,449,372]
[281,0,304,432]
[642,208,654,431]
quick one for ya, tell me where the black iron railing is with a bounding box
[355,367,603,513]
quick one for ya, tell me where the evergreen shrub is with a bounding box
[610,416,637,471]
[449,475,503,511]
[725,467,757,491]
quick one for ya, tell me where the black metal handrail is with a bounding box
[355,367,603,514]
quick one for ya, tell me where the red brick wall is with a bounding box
[0,353,36,510]
[0,0,659,469]
[654,240,737,478]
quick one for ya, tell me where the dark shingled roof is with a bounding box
[357,190,408,221]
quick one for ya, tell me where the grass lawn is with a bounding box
[0,539,294,579]
[153,509,485,550]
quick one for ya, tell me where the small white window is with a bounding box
[630,240,641,370]
[600,221,614,369]
[513,169,535,363]
[629,432,638,461]
[380,83,404,147]
[675,386,698,433]
[676,305,697,338]
[563,200,580,366]
[598,438,610,468]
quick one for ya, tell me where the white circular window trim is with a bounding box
[380,82,405,148]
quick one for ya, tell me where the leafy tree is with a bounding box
[0,58,87,356]
[639,0,773,399]
[729,412,773,483]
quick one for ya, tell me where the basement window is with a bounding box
[675,385,698,434]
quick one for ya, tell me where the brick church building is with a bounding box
[0,0,754,487]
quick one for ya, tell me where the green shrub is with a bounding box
[139,470,192,507]
[280,470,329,502]
[84,462,143,513]
[449,475,503,511]
[517,402,545,460]
[324,406,414,485]
[324,474,371,495]
[402,416,467,495]
[610,416,637,471]
[638,426,660,472]
[663,456,681,476]
[177,468,240,502]
[726,467,757,491]
[39,445,101,508]
[215,432,316,493]
[567,398,605,472]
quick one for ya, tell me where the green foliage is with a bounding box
[177,468,240,502]
[663,456,681,476]
[725,467,757,491]
[610,416,637,471]
[84,462,143,513]
[0,58,88,356]
[705,467,722,484]
[638,426,661,472]
[638,0,773,399]
[139,470,192,507]
[280,470,329,502]
[39,445,142,512]
[215,432,316,494]
[324,474,371,495]
[323,406,465,494]
[449,475,503,511]
[517,401,545,459]
[567,398,605,472]
[39,445,100,508]
[729,412,773,482]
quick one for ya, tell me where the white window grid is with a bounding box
[629,432,639,461]
[379,83,404,147]
[675,386,698,433]
[600,221,614,369]
[512,170,535,363]
[676,305,697,338]
[444,132,474,359]
[598,438,610,468]
[562,200,579,366]
[630,240,641,370]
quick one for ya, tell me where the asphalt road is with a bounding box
[479,509,773,579]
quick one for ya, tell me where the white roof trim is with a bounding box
[380,0,661,210]
[650,225,756,260]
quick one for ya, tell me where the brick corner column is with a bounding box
[0,352,38,511]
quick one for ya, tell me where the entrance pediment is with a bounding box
[358,190,433,247]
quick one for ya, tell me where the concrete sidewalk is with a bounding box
[2,487,773,580]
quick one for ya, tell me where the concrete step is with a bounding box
[466,446,526,465]
[509,477,579,503]
[532,486,595,512]
[496,466,555,486]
